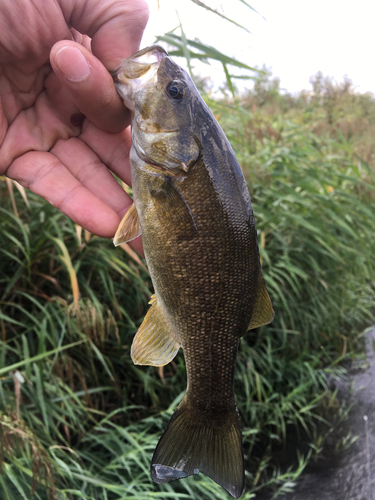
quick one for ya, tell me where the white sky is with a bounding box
[142,0,375,95]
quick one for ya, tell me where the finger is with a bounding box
[51,137,131,217]
[74,124,145,257]
[127,234,144,256]
[58,0,150,69]
[50,41,129,133]
[51,137,145,256]
[80,121,133,187]
[7,151,127,239]
[0,75,81,174]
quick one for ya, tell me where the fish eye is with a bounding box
[166,81,185,101]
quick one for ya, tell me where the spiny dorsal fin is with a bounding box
[113,203,141,246]
[246,272,274,332]
[151,399,244,498]
[131,296,180,366]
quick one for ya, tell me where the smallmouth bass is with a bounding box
[112,45,274,498]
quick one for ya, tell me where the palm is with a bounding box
[0,0,148,250]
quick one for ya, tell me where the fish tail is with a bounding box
[151,399,244,498]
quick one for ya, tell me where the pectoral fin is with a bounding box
[150,178,197,238]
[113,203,142,246]
[131,296,180,366]
[246,273,275,332]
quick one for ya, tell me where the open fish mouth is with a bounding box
[129,45,168,66]
[112,46,168,110]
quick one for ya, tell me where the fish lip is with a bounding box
[128,45,168,64]
[110,45,168,76]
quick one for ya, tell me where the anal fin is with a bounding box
[113,203,141,246]
[131,296,180,366]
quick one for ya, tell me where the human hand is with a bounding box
[0,0,149,254]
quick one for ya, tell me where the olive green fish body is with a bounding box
[113,46,274,498]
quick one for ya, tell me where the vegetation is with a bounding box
[1,8,375,500]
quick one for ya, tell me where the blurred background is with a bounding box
[144,0,375,95]
[1,1,374,499]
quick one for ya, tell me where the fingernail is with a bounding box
[55,46,91,82]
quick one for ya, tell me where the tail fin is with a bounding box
[151,400,244,498]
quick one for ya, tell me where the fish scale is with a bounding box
[112,45,274,498]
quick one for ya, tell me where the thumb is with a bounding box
[50,41,129,133]
[62,0,150,70]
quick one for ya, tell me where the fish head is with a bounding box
[113,45,201,175]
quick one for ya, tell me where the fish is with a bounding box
[111,45,274,499]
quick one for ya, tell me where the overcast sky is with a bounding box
[142,0,375,95]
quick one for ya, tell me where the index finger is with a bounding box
[58,0,150,69]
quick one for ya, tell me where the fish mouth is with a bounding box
[112,45,168,110]
[129,45,168,66]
